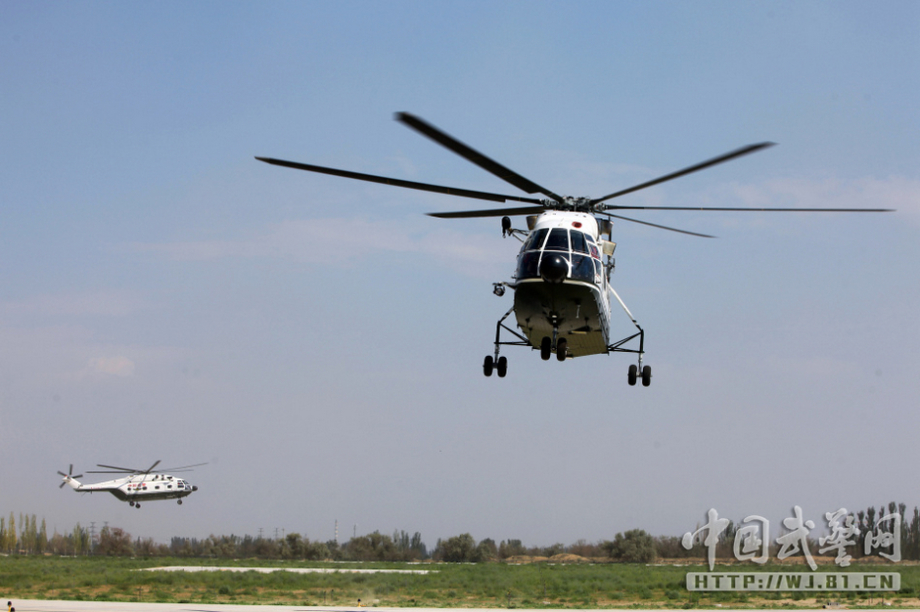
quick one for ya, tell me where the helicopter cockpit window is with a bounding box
[571,255,594,282]
[523,228,548,251]
[516,251,539,279]
[517,229,547,280]
[544,228,569,251]
[571,231,588,254]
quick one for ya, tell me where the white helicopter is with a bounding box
[58,461,202,509]
[257,113,891,383]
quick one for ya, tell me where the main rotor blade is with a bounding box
[602,205,895,212]
[96,464,138,473]
[396,112,565,202]
[597,212,716,238]
[256,157,543,205]
[157,462,208,472]
[590,142,776,205]
[144,460,162,474]
[427,205,548,219]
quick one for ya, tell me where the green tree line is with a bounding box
[3,502,915,563]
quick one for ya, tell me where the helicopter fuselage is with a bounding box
[65,473,197,503]
[509,211,613,358]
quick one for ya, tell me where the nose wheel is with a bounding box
[540,318,568,361]
[628,364,652,387]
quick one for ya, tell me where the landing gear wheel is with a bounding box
[628,364,637,386]
[483,355,494,377]
[496,356,508,378]
[135,503,141,509]
[129,501,135,507]
[540,336,552,361]
[556,337,567,362]
[641,365,652,387]
[177,499,183,505]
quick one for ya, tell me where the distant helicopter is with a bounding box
[257,113,891,383]
[58,461,203,509]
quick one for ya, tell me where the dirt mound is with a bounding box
[548,553,590,563]
[504,555,548,564]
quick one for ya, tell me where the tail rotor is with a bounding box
[57,464,83,489]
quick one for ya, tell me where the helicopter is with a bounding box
[256,113,891,383]
[58,461,203,509]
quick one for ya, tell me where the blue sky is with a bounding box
[1,1,918,549]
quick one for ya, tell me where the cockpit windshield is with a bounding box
[571,231,588,254]
[523,228,548,251]
[516,226,603,285]
[544,228,569,251]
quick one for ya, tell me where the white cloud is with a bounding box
[130,217,517,278]
[713,175,920,218]
[88,355,136,377]
[61,355,137,381]
[0,290,141,318]
[127,174,917,279]
[131,218,414,263]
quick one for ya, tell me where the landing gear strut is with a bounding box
[607,285,651,387]
[483,306,531,378]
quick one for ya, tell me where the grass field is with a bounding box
[1,556,918,608]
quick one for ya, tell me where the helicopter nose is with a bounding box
[192,485,198,491]
[539,254,568,284]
